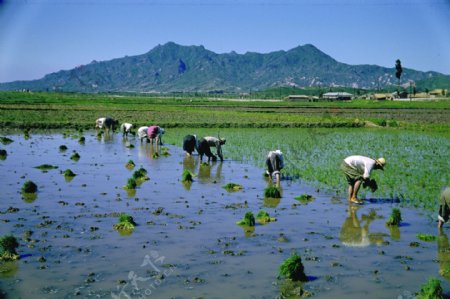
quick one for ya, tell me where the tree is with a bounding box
[395,59,403,95]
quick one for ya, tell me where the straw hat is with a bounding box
[376,157,386,169]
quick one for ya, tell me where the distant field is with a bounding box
[0,91,449,131]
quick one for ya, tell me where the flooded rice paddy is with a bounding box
[0,131,449,298]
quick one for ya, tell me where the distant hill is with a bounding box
[1,42,449,93]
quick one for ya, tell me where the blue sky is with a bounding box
[0,0,449,83]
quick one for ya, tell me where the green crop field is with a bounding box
[1,91,449,211]
[0,91,449,131]
[164,128,450,212]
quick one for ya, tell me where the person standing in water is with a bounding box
[340,155,385,204]
[266,150,284,187]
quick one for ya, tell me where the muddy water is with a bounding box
[0,131,448,298]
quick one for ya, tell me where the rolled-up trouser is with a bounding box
[340,161,363,185]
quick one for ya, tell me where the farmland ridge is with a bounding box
[1,42,449,93]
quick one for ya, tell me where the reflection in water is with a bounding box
[183,155,197,174]
[240,225,255,238]
[263,183,283,208]
[388,225,401,241]
[138,142,160,161]
[97,131,114,143]
[339,206,387,247]
[0,260,19,278]
[263,197,281,208]
[22,192,37,203]
[197,161,223,183]
[438,230,450,281]
[125,188,137,198]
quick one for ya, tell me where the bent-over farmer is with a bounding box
[147,125,165,145]
[96,117,117,132]
[202,136,226,162]
[340,155,385,204]
[438,187,450,228]
[120,123,133,137]
[183,134,198,156]
[266,150,284,187]
[137,126,149,143]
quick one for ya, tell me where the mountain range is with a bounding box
[1,42,449,93]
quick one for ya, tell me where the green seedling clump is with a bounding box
[152,152,159,159]
[0,149,7,160]
[264,186,281,198]
[417,277,443,299]
[113,213,136,231]
[59,145,68,151]
[125,160,135,169]
[161,147,171,156]
[182,169,194,183]
[63,169,76,177]
[256,210,277,224]
[294,194,316,204]
[132,167,148,180]
[70,152,80,161]
[0,137,14,145]
[21,180,37,193]
[124,178,137,190]
[416,234,437,242]
[0,235,20,261]
[223,183,243,191]
[440,264,450,278]
[236,212,256,227]
[386,208,402,226]
[279,253,308,282]
[34,164,58,171]
[23,129,30,139]
[78,136,85,144]
[362,178,378,192]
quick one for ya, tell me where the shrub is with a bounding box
[264,186,281,198]
[279,253,308,282]
[223,183,243,191]
[417,277,443,299]
[386,208,402,226]
[236,212,256,227]
[22,180,37,193]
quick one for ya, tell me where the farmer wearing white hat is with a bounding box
[266,150,284,187]
[340,155,386,204]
